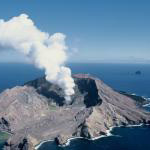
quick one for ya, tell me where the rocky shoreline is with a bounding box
[35,123,149,149]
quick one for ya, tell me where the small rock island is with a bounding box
[135,70,142,75]
[0,74,149,150]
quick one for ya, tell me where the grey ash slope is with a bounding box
[0,74,150,150]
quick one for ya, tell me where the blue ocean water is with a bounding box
[0,63,44,92]
[0,63,150,97]
[0,63,150,150]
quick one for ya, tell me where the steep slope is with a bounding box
[0,74,149,150]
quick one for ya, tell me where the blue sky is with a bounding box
[0,0,150,63]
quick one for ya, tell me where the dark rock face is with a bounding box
[25,77,65,106]
[0,74,149,150]
[0,117,11,133]
[17,138,28,150]
[80,125,91,138]
[25,75,102,107]
[73,77,102,107]
[4,138,29,150]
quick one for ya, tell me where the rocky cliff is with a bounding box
[0,74,150,150]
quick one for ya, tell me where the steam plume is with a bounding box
[0,14,75,102]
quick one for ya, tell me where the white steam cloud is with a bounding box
[0,14,75,102]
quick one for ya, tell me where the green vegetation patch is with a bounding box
[0,131,10,141]
[48,103,57,111]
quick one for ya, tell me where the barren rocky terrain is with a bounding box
[0,74,150,150]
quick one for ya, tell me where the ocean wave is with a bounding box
[143,103,150,107]
[35,140,54,150]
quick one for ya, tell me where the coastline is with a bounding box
[35,139,54,150]
[34,123,146,150]
[34,126,114,150]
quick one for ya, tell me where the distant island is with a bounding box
[135,70,142,75]
[0,74,150,150]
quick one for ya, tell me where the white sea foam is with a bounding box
[142,97,150,107]
[35,140,53,150]
[131,93,136,96]
[143,103,150,107]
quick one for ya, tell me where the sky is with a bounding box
[0,0,150,63]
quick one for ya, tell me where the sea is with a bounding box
[0,63,150,150]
